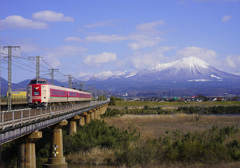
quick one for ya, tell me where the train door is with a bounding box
[27,85,32,103]
[41,85,48,106]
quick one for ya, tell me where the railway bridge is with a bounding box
[0,100,109,168]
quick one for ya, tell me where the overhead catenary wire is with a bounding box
[1,40,72,83]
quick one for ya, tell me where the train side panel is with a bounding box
[78,91,91,101]
[49,85,68,103]
[67,88,80,102]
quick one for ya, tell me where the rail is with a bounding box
[0,100,109,130]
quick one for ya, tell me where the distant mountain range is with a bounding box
[80,57,240,82]
[1,57,240,97]
[80,57,240,97]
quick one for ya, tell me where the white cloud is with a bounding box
[222,15,232,22]
[226,56,236,68]
[128,35,164,50]
[130,46,177,69]
[195,0,239,2]
[82,20,166,50]
[0,15,48,30]
[224,0,239,1]
[85,35,128,43]
[177,46,218,61]
[84,52,117,66]
[44,45,87,67]
[194,0,218,2]
[65,37,83,43]
[32,10,74,22]
[136,20,166,34]
[84,20,116,28]
[215,55,240,74]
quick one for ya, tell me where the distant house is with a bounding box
[213,97,224,101]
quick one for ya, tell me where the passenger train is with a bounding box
[27,79,91,107]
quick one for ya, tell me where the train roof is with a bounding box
[29,79,49,85]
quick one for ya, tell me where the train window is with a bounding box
[29,80,37,84]
[37,81,47,84]
[51,89,66,96]
[69,92,78,96]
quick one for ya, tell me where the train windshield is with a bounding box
[38,81,48,84]
[29,80,48,84]
[29,80,37,84]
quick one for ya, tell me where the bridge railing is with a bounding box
[0,100,109,130]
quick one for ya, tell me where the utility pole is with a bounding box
[65,75,74,88]
[87,85,91,92]
[49,69,59,85]
[29,56,43,79]
[95,88,97,100]
[3,46,20,111]
[79,82,85,91]
[72,82,77,89]
[0,43,1,119]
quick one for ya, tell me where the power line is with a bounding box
[12,63,36,74]
[42,59,53,69]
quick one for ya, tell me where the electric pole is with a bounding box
[29,56,43,79]
[79,82,85,91]
[49,69,59,85]
[3,46,20,111]
[65,75,74,88]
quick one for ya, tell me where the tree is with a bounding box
[109,96,116,106]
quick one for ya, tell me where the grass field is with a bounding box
[104,114,240,140]
[114,100,240,107]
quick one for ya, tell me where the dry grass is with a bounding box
[104,114,240,140]
[68,162,240,168]
[66,147,116,165]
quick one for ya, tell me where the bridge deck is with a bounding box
[0,100,109,144]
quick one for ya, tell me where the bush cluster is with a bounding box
[101,106,171,118]
[115,126,240,167]
[63,120,139,154]
[177,105,240,114]
[104,105,240,118]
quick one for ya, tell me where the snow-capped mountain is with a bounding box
[81,56,239,82]
[129,56,239,81]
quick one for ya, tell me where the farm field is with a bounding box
[114,100,240,107]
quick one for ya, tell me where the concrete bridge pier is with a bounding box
[100,106,105,115]
[89,110,94,120]
[94,108,99,119]
[97,107,101,119]
[68,115,80,135]
[103,105,108,114]
[79,116,85,126]
[18,131,42,168]
[44,120,68,168]
[83,112,90,124]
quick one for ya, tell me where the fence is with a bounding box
[0,101,109,130]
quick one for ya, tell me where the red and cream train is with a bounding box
[27,79,91,107]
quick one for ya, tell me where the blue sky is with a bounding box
[0,0,240,82]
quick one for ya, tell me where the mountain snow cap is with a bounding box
[153,56,209,71]
[179,56,209,69]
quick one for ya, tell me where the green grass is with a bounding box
[114,101,240,107]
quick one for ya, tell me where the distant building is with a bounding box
[7,91,27,99]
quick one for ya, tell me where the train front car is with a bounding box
[27,79,49,107]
